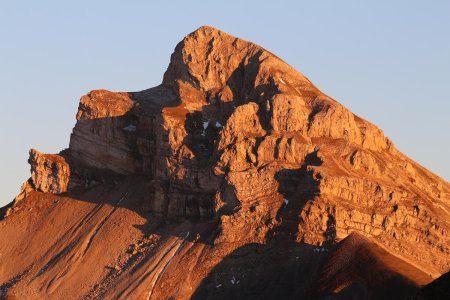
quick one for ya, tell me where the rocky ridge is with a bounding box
[1,26,449,299]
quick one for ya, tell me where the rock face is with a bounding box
[1,26,449,300]
[28,148,70,194]
[69,90,139,174]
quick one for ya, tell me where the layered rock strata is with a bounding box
[2,26,449,299]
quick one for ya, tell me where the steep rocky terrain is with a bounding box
[1,26,449,300]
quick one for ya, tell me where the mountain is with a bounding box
[0,26,449,300]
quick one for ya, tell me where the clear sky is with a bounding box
[0,1,449,207]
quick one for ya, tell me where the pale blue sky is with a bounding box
[1,1,449,206]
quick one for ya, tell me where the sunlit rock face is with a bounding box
[1,26,448,300]
[28,148,70,194]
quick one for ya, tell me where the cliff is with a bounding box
[0,26,448,300]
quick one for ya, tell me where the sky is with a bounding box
[0,1,449,207]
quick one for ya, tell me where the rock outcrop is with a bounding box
[1,26,449,300]
[28,149,70,194]
[69,90,139,174]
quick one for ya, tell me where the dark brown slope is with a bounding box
[308,233,431,299]
[0,179,150,299]
[190,233,431,300]
[1,26,449,299]
[414,271,450,300]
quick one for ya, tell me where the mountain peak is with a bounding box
[190,25,226,35]
[162,26,391,153]
[1,27,448,299]
[164,24,317,101]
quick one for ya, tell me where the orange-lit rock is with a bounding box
[0,26,448,300]
[28,148,70,194]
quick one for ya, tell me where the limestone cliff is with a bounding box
[1,26,449,300]
[28,149,70,194]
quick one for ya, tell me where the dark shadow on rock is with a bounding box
[191,155,328,300]
[302,232,426,300]
[269,150,322,242]
[224,49,280,131]
[190,241,329,300]
[413,271,450,300]
[308,274,421,300]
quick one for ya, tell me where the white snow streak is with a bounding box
[123,125,137,132]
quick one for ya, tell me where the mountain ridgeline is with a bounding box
[1,26,449,300]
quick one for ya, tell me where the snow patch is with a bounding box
[313,247,328,253]
[279,78,286,85]
[215,121,222,128]
[201,121,209,136]
[123,125,136,132]
[284,198,289,205]
[230,276,239,285]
